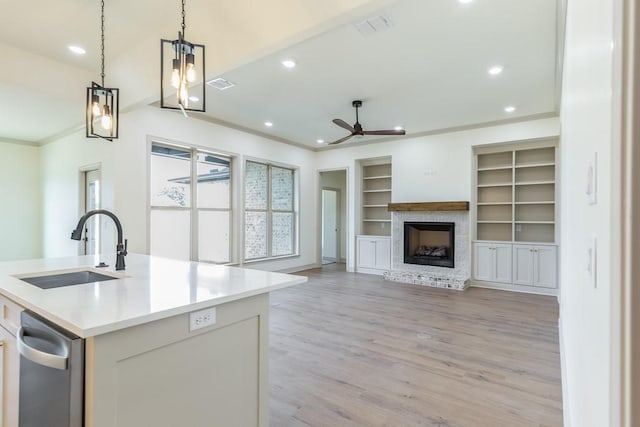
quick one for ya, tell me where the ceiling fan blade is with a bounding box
[328,134,355,145]
[332,119,355,132]
[362,129,406,136]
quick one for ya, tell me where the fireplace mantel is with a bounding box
[387,201,469,212]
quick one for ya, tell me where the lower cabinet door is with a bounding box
[473,243,494,282]
[0,326,19,427]
[356,238,376,269]
[534,245,557,288]
[374,238,391,270]
[493,244,513,284]
[513,245,534,286]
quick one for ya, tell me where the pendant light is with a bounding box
[160,0,206,115]
[86,0,119,140]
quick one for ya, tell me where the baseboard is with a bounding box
[559,316,571,427]
[470,280,558,296]
[355,267,386,276]
[277,263,320,274]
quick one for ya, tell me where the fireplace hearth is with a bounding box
[404,222,455,268]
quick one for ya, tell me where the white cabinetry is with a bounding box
[513,244,557,288]
[356,236,391,275]
[473,141,559,294]
[473,243,512,284]
[0,294,24,427]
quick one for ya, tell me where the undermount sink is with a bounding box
[17,270,122,289]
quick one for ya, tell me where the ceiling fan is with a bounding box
[329,100,406,145]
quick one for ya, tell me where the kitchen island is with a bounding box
[0,253,307,427]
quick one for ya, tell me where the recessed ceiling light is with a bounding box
[68,45,86,55]
[458,0,473,4]
[188,96,199,102]
[281,59,296,69]
[317,139,325,144]
[488,65,504,75]
[504,106,516,113]
[394,126,403,131]
[264,121,273,127]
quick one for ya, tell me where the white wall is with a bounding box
[40,106,318,272]
[559,0,615,424]
[316,117,560,271]
[40,134,116,258]
[0,141,41,261]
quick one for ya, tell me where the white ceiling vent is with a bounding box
[354,14,392,36]
[206,77,235,91]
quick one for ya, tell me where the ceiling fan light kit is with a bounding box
[86,0,119,141]
[329,100,406,145]
[160,0,206,115]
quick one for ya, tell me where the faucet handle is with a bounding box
[123,239,128,256]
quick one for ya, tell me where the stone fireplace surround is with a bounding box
[383,202,470,291]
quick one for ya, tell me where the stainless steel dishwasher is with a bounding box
[17,311,84,427]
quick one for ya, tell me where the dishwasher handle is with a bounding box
[16,326,68,370]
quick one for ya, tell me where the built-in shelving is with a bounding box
[361,160,392,236]
[472,142,559,294]
[474,145,557,243]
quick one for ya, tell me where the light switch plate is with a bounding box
[189,307,216,331]
[586,153,598,205]
[586,235,597,288]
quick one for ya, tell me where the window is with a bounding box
[150,143,232,263]
[244,161,296,260]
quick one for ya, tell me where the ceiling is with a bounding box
[0,0,560,149]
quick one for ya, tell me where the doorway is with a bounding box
[321,189,340,264]
[319,170,347,268]
[81,168,101,255]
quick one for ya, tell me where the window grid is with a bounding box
[150,142,232,264]
[244,161,296,261]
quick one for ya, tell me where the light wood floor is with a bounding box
[269,264,562,427]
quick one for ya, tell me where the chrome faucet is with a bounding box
[71,209,128,270]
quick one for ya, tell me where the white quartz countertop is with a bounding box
[0,253,307,338]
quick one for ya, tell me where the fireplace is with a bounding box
[404,222,455,268]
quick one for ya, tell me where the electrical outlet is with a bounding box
[189,307,216,331]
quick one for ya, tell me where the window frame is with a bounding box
[149,141,233,264]
[243,159,298,261]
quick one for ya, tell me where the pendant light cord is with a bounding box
[181,0,186,37]
[100,0,105,87]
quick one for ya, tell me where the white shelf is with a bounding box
[363,219,391,223]
[363,189,391,193]
[515,162,555,169]
[477,166,513,171]
[363,175,391,180]
[515,221,555,224]
[477,202,512,206]
[363,204,388,208]
[515,180,555,186]
[515,201,555,205]
[478,220,512,224]
[477,183,512,188]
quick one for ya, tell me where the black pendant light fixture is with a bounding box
[160,0,205,114]
[86,0,119,140]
